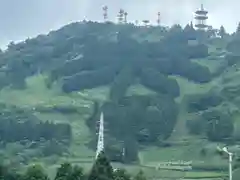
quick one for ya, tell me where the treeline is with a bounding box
[0,104,72,144]
[0,152,147,180]
[0,104,72,157]
[0,119,72,144]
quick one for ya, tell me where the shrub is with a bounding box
[140,68,180,97]
[187,93,223,112]
[62,65,121,93]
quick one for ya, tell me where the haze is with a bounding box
[0,0,238,49]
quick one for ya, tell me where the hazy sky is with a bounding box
[0,0,239,49]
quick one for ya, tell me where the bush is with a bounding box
[62,65,121,93]
[140,68,180,97]
[187,44,208,59]
[227,39,240,55]
[110,66,135,102]
[221,85,240,100]
[203,110,234,141]
[225,53,240,66]
[187,93,223,112]
[174,60,211,83]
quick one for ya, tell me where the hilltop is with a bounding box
[1,21,240,179]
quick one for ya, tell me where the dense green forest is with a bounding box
[2,21,240,179]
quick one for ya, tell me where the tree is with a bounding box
[0,164,22,180]
[23,165,49,180]
[88,151,114,180]
[183,23,196,40]
[206,26,217,38]
[203,111,234,141]
[219,25,226,38]
[55,163,84,180]
[133,171,146,180]
[236,22,240,34]
[113,169,131,180]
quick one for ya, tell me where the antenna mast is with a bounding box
[157,12,161,26]
[102,5,108,22]
[118,9,124,24]
[124,11,128,24]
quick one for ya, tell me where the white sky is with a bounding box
[0,0,239,49]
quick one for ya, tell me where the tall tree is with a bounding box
[236,22,240,34]
[88,151,114,180]
[23,165,49,180]
[113,169,131,180]
[219,25,226,38]
[55,163,84,180]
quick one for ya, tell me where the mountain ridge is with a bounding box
[1,21,240,179]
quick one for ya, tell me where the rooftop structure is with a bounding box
[194,4,208,30]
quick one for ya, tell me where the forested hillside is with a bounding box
[1,21,240,179]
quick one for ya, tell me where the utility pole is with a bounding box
[217,146,233,180]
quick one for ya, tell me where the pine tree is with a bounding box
[183,23,196,40]
[88,151,114,180]
[219,25,226,38]
[55,163,72,180]
[114,169,131,180]
[55,163,84,180]
[236,22,240,34]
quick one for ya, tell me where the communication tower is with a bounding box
[102,6,108,22]
[194,4,208,30]
[157,12,161,26]
[118,9,124,24]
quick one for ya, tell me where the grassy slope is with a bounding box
[0,46,237,179]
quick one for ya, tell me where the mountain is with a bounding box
[0,21,240,179]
